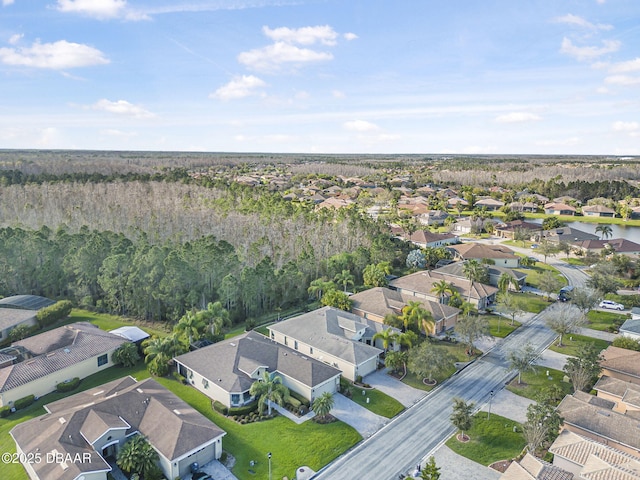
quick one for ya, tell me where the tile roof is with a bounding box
[0,323,127,393]
[601,346,640,379]
[391,228,457,244]
[594,375,640,408]
[268,307,383,365]
[389,270,498,302]
[174,331,341,394]
[501,453,573,480]
[10,377,225,480]
[448,243,519,260]
[433,261,527,282]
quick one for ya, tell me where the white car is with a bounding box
[599,300,624,311]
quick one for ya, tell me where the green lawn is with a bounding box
[565,258,587,266]
[586,310,628,332]
[516,263,567,291]
[548,333,611,357]
[67,309,171,338]
[401,340,475,391]
[518,292,551,314]
[445,413,526,466]
[346,386,404,418]
[506,367,572,402]
[487,315,521,338]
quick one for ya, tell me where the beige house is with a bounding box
[268,307,386,381]
[10,376,226,480]
[600,346,640,385]
[499,452,572,480]
[0,322,127,407]
[349,287,459,335]
[447,243,520,268]
[594,375,640,414]
[174,331,341,408]
[0,294,55,342]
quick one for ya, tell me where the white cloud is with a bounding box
[210,75,266,100]
[609,58,640,73]
[91,99,155,118]
[101,129,138,137]
[612,121,639,132]
[0,39,109,69]
[56,0,148,20]
[332,90,346,98]
[2,0,14,5]
[553,14,612,31]
[238,42,332,72]
[605,75,640,86]
[343,120,380,132]
[8,34,22,45]
[560,37,620,60]
[495,112,541,123]
[344,32,358,41]
[263,25,339,46]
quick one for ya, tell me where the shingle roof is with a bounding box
[0,323,127,393]
[389,270,498,302]
[601,346,640,379]
[174,331,341,394]
[10,377,225,480]
[268,307,383,365]
[594,375,640,408]
[0,309,36,332]
[620,318,640,336]
[434,261,527,282]
[448,243,519,260]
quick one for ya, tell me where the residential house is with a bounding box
[556,391,640,458]
[593,375,640,414]
[268,307,388,381]
[473,198,505,211]
[582,204,617,217]
[0,322,127,408]
[553,196,582,206]
[349,287,460,335]
[174,331,341,409]
[416,210,450,226]
[447,197,469,209]
[10,376,226,480]
[494,220,543,240]
[541,227,599,244]
[619,318,640,341]
[0,295,55,342]
[450,217,501,235]
[573,238,640,257]
[549,429,640,479]
[316,197,354,210]
[507,201,538,213]
[433,262,527,291]
[544,202,576,216]
[388,270,498,310]
[391,228,458,248]
[600,346,640,385]
[500,452,573,480]
[447,243,520,268]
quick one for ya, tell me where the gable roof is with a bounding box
[501,452,573,480]
[175,331,341,394]
[594,375,640,409]
[601,346,640,379]
[0,323,127,393]
[10,377,225,480]
[0,309,36,333]
[544,202,576,212]
[350,287,459,322]
[448,243,519,260]
[389,270,498,301]
[269,307,383,365]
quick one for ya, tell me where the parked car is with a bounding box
[530,244,538,249]
[599,300,625,311]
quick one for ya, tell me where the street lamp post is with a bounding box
[487,390,494,420]
[268,452,272,480]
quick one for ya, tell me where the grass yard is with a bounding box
[67,309,171,337]
[548,333,611,357]
[445,413,526,466]
[518,292,551,314]
[487,315,521,338]
[152,377,361,480]
[346,386,404,418]
[586,310,628,332]
[517,263,567,291]
[506,367,572,402]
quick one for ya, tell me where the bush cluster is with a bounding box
[0,405,11,417]
[232,412,272,424]
[36,300,73,328]
[228,402,258,416]
[213,401,228,415]
[14,395,35,410]
[56,377,81,392]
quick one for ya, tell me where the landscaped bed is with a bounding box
[445,413,526,466]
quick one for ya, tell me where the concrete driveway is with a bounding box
[330,393,387,438]
[478,388,534,424]
[365,369,426,407]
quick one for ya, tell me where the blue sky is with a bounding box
[1,0,639,154]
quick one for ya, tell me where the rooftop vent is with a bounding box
[597,411,610,417]
[58,417,66,424]
[63,348,70,353]
[136,388,144,393]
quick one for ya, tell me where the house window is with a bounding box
[97,354,108,367]
[310,347,313,354]
[284,336,288,346]
[294,341,298,350]
[231,394,240,406]
[270,331,274,339]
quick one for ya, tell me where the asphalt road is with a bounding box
[313,306,560,480]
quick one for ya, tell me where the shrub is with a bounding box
[213,401,228,415]
[288,390,310,407]
[36,300,73,328]
[285,393,301,409]
[8,324,36,342]
[56,377,81,392]
[172,371,188,384]
[111,342,140,367]
[228,401,258,416]
[355,375,363,384]
[613,336,640,351]
[0,405,11,418]
[14,395,35,410]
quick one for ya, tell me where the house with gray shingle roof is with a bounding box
[268,307,387,381]
[174,330,341,408]
[433,261,527,291]
[0,322,127,407]
[620,318,640,342]
[10,376,225,480]
[0,294,55,342]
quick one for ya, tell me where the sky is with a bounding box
[1,0,639,155]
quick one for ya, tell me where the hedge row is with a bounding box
[56,377,81,392]
[229,401,258,416]
[14,395,35,411]
[288,390,310,407]
[36,300,73,328]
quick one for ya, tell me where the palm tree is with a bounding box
[143,335,187,376]
[116,435,159,478]
[462,259,483,302]
[249,371,289,415]
[312,392,335,421]
[401,301,435,335]
[203,301,231,336]
[333,269,355,292]
[372,328,398,352]
[174,310,204,345]
[431,279,454,304]
[595,224,613,240]
[497,272,520,294]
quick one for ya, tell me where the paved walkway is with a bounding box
[268,400,316,424]
[478,388,534,424]
[365,368,426,407]
[576,326,617,342]
[330,393,387,438]
[432,445,501,480]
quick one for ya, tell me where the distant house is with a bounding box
[349,287,460,335]
[473,198,504,211]
[433,261,527,291]
[447,197,469,209]
[507,201,538,213]
[450,217,501,235]
[600,346,640,385]
[388,270,498,310]
[619,318,640,341]
[268,307,387,381]
[544,202,576,216]
[416,210,450,226]
[447,243,520,268]
[174,331,341,408]
[573,238,640,257]
[10,376,226,480]
[582,204,616,217]
[316,197,354,210]
[391,228,458,248]
[541,226,599,244]
[0,322,127,407]
[0,295,55,342]
[494,220,542,240]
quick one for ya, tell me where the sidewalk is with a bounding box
[478,389,534,424]
[330,393,387,438]
[575,326,617,342]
